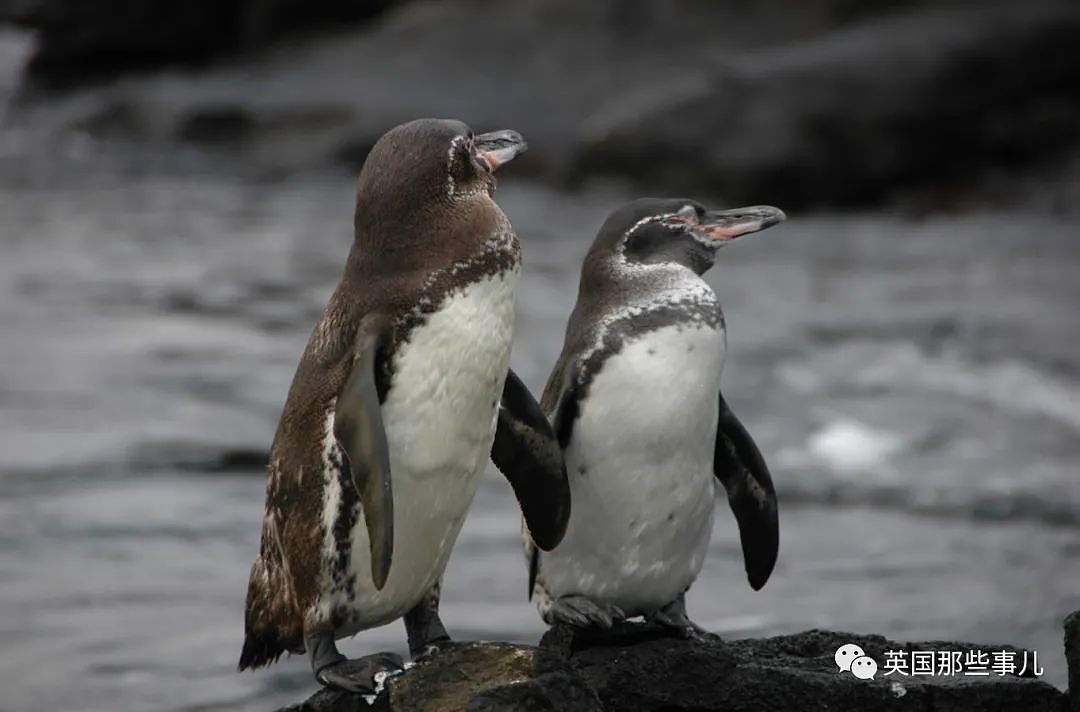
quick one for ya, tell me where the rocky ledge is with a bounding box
[4,0,1079,210]
[278,614,1079,712]
[0,0,398,87]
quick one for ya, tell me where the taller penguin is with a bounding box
[239,119,570,693]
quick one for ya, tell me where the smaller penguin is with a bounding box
[525,198,784,635]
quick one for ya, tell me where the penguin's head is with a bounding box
[354,118,527,238]
[596,198,785,275]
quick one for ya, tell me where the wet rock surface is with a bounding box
[279,621,1072,712]
[280,642,601,712]
[0,0,926,85]
[0,0,398,88]
[3,0,1078,208]
[571,2,1080,209]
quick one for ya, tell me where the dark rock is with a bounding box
[279,642,601,712]
[467,671,603,712]
[70,98,147,139]
[1066,611,1080,712]
[5,0,1079,209]
[0,0,37,25]
[332,133,382,174]
[570,1,1080,210]
[1,0,399,89]
[176,105,256,144]
[0,0,908,89]
[279,624,1070,712]
[209,447,268,473]
[542,624,1065,712]
[177,105,355,147]
[127,442,268,474]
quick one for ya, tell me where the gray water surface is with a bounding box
[1,175,1078,711]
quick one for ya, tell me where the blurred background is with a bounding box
[0,1,1078,710]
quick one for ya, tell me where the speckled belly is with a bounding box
[317,270,518,634]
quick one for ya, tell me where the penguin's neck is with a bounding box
[608,257,716,312]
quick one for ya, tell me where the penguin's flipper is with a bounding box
[713,391,779,591]
[334,317,394,590]
[545,358,581,451]
[491,368,571,551]
[526,535,540,600]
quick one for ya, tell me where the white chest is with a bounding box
[319,269,520,632]
[541,322,725,614]
[382,270,520,472]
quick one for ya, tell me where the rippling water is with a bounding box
[1,21,1079,704]
[1,171,1078,711]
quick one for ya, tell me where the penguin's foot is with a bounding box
[403,585,453,661]
[649,594,719,642]
[549,595,625,629]
[412,635,453,662]
[315,653,405,693]
[306,631,403,693]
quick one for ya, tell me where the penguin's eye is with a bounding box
[675,204,702,221]
[660,214,691,231]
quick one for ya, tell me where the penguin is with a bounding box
[525,198,783,635]
[239,118,571,692]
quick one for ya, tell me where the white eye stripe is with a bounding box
[446,135,469,197]
[621,212,680,239]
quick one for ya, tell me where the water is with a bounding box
[0,171,1077,712]
[1,25,1079,711]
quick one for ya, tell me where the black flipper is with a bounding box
[548,363,581,451]
[334,317,394,590]
[527,536,540,600]
[527,359,583,598]
[713,392,779,591]
[491,369,571,552]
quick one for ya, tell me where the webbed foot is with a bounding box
[306,631,403,693]
[315,652,404,693]
[649,593,719,641]
[403,580,453,660]
[549,594,625,629]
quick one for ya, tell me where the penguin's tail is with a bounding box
[237,556,301,671]
[238,629,290,671]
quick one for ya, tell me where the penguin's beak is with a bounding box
[473,129,528,173]
[694,205,786,242]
